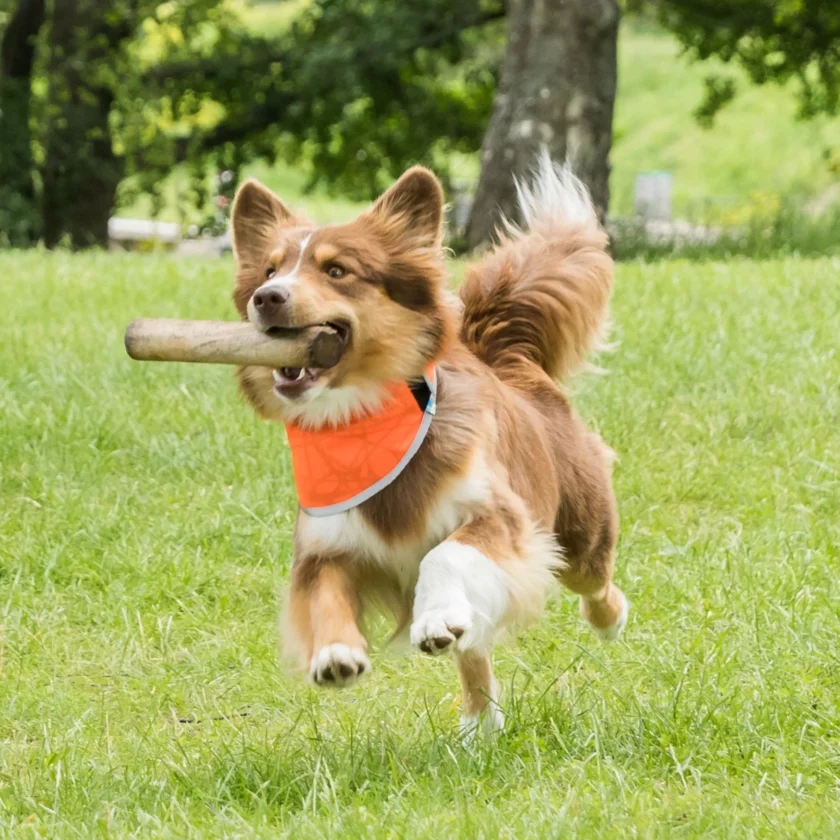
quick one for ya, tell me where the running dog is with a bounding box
[230,153,627,736]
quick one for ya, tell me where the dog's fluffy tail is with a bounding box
[460,152,613,384]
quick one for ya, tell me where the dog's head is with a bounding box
[231,167,456,427]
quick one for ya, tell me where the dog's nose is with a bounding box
[252,286,290,315]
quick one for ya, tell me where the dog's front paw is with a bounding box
[309,643,370,687]
[410,607,473,655]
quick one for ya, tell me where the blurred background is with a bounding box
[1,0,839,260]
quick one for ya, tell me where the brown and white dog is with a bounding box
[230,154,627,736]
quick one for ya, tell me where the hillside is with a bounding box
[611,21,840,218]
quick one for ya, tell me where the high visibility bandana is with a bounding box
[285,367,437,516]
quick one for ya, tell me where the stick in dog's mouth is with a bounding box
[123,318,348,370]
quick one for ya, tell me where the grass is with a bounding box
[2,250,840,836]
[611,200,840,261]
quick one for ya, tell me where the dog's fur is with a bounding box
[230,153,627,736]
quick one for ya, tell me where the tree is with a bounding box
[0,0,235,248]
[465,0,619,248]
[135,0,619,248]
[41,0,132,248]
[39,0,237,248]
[0,0,44,247]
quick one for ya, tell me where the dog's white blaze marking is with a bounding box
[272,233,311,290]
[411,541,509,654]
[247,234,312,328]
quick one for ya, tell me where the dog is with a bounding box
[230,153,627,736]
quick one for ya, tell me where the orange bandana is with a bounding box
[285,367,437,516]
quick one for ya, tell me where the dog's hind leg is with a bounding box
[555,464,628,641]
[577,576,628,640]
[560,542,628,642]
[456,650,504,739]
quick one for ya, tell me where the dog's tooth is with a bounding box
[272,369,282,383]
[296,368,307,381]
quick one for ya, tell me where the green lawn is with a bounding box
[1,251,839,837]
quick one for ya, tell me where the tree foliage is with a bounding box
[654,0,840,121]
[135,0,502,201]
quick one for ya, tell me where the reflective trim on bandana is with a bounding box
[285,367,437,516]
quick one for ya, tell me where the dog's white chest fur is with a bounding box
[295,448,493,588]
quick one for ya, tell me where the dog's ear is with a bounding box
[368,167,444,247]
[231,179,299,266]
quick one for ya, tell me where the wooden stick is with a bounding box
[124,319,345,369]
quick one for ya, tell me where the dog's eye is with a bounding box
[324,263,347,280]
[265,267,276,279]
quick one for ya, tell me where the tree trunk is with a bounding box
[0,0,45,247]
[464,0,619,250]
[41,0,127,249]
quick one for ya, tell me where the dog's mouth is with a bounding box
[264,320,351,346]
[272,365,324,397]
[271,321,351,400]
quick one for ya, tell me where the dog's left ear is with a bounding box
[368,167,444,247]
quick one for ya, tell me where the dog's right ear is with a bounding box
[231,179,298,266]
